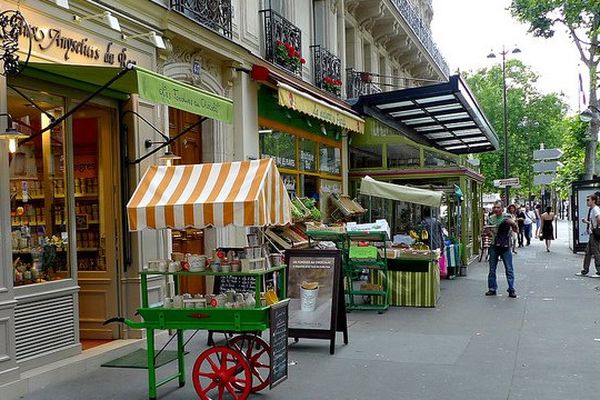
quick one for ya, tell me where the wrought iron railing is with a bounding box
[171,0,233,39]
[311,45,342,97]
[390,0,449,76]
[346,69,384,99]
[260,8,303,76]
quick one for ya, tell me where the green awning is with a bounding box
[20,62,233,124]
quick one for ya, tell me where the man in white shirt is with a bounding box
[523,205,535,246]
[577,194,600,277]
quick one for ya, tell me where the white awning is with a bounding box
[359,176,443,207]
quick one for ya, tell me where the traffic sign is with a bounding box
[493,178,520,188]
[533,160,563,173]
[533,148,563,160]
[533,173,557,185]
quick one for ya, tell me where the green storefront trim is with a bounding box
[21,62,233,123]
[258,86,342,141]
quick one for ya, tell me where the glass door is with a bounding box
[72,104,120,340]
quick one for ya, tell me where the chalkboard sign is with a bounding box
[214,275,256,293]
[269,299,289,389]
[286,249,348,354]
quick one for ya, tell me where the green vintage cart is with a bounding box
[107,266,288,400]
[120,159,294,399]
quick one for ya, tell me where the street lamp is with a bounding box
[580,105,599,123]
[487,45,521,204]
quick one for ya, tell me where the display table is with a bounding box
[370,254,440,308]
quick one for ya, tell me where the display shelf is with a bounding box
[141,265,286,277]
[77,247,99,252]
[345,231,389,312]
[346,289,387,296]
[347,260,387,269]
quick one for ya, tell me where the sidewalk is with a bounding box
[15,220,600,400]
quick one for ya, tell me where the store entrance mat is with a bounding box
[101,349,187,369]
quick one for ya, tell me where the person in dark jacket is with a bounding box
[486,200,518,298]
[420,207,445,252]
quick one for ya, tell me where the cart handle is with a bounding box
[103,316,146,329]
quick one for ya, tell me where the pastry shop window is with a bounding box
[8,87,71,286]
[319,144,341,175]
[259,129,296,169]
[349,144,383,169]
[424,150,458,167]
[387,143,421,168]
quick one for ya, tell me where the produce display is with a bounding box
[290,196,321,222]
[408,229,430,251]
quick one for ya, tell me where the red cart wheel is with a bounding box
[228,334,271,393]
[192,346,252,400]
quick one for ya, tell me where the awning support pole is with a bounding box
[18,64,135,146]
[8,84,57,122]
[127,116,208,165]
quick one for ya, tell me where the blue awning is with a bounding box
[351,75,499,155]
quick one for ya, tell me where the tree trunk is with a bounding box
[583,59,599,180]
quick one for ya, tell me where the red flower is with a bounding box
[300,58,306,64]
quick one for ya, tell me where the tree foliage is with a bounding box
[551,117,588,199]
[464,61,568,199]
[510,0,600,179]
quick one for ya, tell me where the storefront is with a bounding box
[349,75,498,265]
[251,65,364,220]
[0,1,233,389]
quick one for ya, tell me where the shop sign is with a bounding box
[278,85,365,134]
[17,20,136,67]
[1,2,151,67]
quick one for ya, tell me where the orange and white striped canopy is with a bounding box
[127,159,292,231]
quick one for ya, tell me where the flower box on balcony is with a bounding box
[275,40,306,74]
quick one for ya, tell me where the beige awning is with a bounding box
[359,176,443,207]
[277,82,365,134]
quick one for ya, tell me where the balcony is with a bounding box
[346,69,383,99]
[390,0,449,76]
[171,0,233,39]
[311,45,342,97]
[260,9,303,76]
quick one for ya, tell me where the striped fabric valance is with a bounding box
[127,159,292,231]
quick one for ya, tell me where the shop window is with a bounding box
[320,178,342,219]
[349,145,382,169]
[424,151,458,167]
[387,143,420,168]
[319,144,341,175]
[300,175,319,200]
[281,173,297,196]
[260,129,296,169]
[299,138,316,171]
[8,88,70,286]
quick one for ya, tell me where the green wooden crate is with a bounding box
[370,261,440,307]
[349,246,378,260]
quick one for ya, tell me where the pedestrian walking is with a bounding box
[486,200,518,298]
[523,205,535,246]
[576,194,600,277]
[540,206,555,252]
[516,205,526,247]
[507,204,519,254]
[534,203,542,238]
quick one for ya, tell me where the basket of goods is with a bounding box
[329,193,366,218]
[299,197,322,221]
[290,196,311,221]
[409,229,430,251]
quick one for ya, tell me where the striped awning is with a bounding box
[127,159,292,231]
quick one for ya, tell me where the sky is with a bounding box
[431,0,586,115]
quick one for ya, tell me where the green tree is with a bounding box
[464,61,568,198]
[551,117,588,199]
[510,0,599,179]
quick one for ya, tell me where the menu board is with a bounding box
[270,299,289,389]
[214,275,256,293]
[285,249,348,355]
